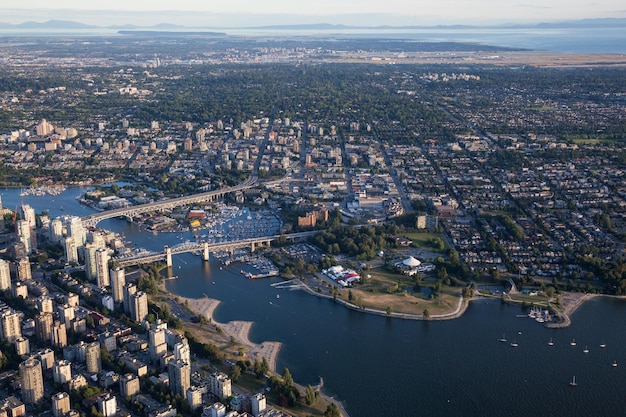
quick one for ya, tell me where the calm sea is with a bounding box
[0,26,624,54]
[5,187,626,417]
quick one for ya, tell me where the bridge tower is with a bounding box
[202,241,210,262]
[164,246,172,267]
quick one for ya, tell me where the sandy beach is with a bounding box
[178,295,282,373]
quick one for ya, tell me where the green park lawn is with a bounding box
[339,267,462,316]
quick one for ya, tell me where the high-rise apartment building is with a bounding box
[174,339,190,364]
[63,236,79,264]
[16,258,32,281]
[0,259,11,291]
[98,393,117,417]
[168,359,190,396]
[37,348,55,370]
[149,327,167,360]
[58,304,75,330]
[37,296,54,313]
[15,336,30,355]
[16,220,32,254]
[20,358,44,404]
[110,267,125,303]
[95,248,110,288]
[120,373,140,398]
[84,244,98,281]
[0,310,22,342]
[51,392,71,417]
[67,216,86,246]
[51,321,68,348]
[85,342,101,374]
[52,360,72,384]
[49,218,64,243]
[130,291,148,323]
[36,119,54,136]
[208,372,232,398]
[20,204,36,229]
[123,283,137,314]
[35,312,53,342]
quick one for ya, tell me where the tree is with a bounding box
[305,385,317,406]
[437,267,448,281]
[254,357,269,378]
[324,403,341,417]
[282,368,294,388]
[231,365,241,382]
[423,309,430,319]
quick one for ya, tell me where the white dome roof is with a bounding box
[403,256,421,267]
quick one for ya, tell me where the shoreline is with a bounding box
[297,278,471,321]
[296,278,621,328]
[176,295,282,373]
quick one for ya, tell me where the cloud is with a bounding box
[515,4,553,9]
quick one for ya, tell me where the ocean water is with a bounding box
[0,26,624,54]
[224,26,626,54]
[5,187,626,417]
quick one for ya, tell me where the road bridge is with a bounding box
[114,231,316,268]
[81,176,257,228]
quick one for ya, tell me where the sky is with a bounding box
[1,1,625,27]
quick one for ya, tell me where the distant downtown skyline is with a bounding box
[1,1,625,27]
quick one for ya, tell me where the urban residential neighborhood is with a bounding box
[0,20,625,417]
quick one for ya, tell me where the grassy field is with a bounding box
[404,232,441,245]
[508,293,551,305]
[566,136,622,145]
[342,266,462,316]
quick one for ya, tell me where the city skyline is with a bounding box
[1,1,625,27]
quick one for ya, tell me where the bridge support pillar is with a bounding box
[203,241,210,262]
[165,246,172,267]
[251,242,255,252]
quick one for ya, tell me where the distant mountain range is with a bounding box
[0,18,624,31]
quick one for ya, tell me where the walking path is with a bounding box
[297,278,468,320]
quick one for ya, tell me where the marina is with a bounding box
[517,306,553,324]
[19,184,66,197]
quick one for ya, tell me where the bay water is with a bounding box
[4,187,626,417]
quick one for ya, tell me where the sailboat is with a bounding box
[548,338,554,346]
[612,360,618,367]
[583,346,589,353]
[499,334,507,342]
[510,340,519,348]
[600,342,607,349]
[569,376,577,387]
[570,338,577,346]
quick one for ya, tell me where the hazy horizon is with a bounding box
[1,2,626,28]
